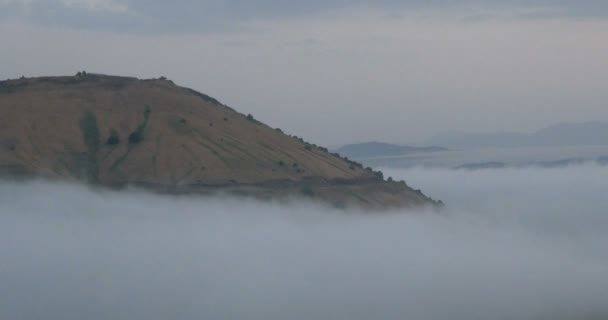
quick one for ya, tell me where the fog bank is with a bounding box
[1,165,608,319]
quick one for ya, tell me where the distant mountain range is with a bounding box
[335,142,447,159]
[425,122,608,149]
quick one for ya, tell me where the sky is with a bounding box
[1,0,607,146]
[2,165,608,319]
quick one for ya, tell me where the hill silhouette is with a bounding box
[0,74,439,209]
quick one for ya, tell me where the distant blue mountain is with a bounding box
[426,122,608,148]
[335,142,447,159]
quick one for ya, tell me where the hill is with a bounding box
[426,122,608,149]
[0,74,439,209]
[335,142,446,159]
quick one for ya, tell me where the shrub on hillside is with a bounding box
[129,106,151,144]
[106,129,120,145]
[128,130,143,144]
[374,171,384,180]
[301,186,315,197]
[78,111,100,183]
[79,112,100,151]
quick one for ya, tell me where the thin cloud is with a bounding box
[1,1,608,33]
[61,0,129,13]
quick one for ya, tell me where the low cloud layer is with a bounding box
[1,165,608,319]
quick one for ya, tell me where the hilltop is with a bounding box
[0,74,439,209]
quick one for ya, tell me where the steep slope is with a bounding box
[0,74,439,209]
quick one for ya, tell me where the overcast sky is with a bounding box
[1,0,607,145]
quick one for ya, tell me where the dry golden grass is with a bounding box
[0,75,436,209]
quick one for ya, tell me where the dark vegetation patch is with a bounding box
[245,113,265,126]
[129,105,151,144]
[291,163,305,174]
[78,111,100,183]
[128,130,143,144]
[0,164,31,179]
[301,186,315,197]
[0,79,28,94]
[106,129,120,145]
[0,84,15,94]
[373,171,384,180]
[168,115,193,135]
[2,140,17,152]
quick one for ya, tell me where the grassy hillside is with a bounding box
[0,74,439,209]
